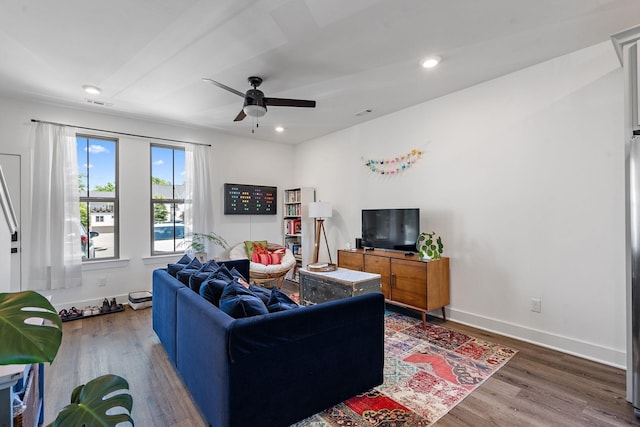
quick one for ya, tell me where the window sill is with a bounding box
[142,254,182,265]
[82,258,130,271]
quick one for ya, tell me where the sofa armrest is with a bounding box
[228,293,385,427]
[175,288,235,427]
[152,268,188,366]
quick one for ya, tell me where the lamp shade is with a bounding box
[243,104,267,117]
[308,201,332,218]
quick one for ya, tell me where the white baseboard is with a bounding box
[444,307,626,369]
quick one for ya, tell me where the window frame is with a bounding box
[77,134,120,261]
[150,143,186,256]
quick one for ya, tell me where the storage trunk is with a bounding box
[299,268,381,305]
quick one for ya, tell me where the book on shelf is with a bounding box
[284,219,302,235]
[285,189,301,203]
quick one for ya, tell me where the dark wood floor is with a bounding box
[44,283,640,426]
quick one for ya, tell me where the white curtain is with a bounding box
[26,123,82,290]
[184,144,217,255]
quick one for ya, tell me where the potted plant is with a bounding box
[415,231,444,260]
[0,291,133,426]
[185,231,229,262]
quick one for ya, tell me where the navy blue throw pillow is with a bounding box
[230,267,247,282]
[219,279,268,318]
[199,260,220,273]
[189,271,213,294]
[267,288,299,313]
[214,265,234,281]
[177,268,199,286]
[184,257,203,270]
[189,260,222,293]
[249,284,272,305]
[167,254,192,277]
[200,277,228,307]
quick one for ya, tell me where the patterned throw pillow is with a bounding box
[251,244,272,265]
[244,240,268,258]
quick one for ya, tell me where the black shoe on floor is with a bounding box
[101,298,110,314]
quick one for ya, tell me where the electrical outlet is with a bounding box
[531,298,541,313]
[98,276,107,287]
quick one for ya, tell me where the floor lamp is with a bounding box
[309,201,333,265]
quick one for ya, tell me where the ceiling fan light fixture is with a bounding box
[82,84,102,95]
[421,56,441,69]
[243,104,267,118]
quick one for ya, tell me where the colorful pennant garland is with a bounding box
[364,149,424,175]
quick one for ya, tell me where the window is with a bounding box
[77,136,118,260]
[151,145,185,254]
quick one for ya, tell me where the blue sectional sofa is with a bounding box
[152,259,385,427]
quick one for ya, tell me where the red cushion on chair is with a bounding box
[269,252,282,264]
[258,253,271,265]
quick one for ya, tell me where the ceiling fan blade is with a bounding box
[264,97,316,108]
[202,78,245,98]
[233,110,247,122]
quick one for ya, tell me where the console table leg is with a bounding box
[421,312,426,328]
[441,307,446,321]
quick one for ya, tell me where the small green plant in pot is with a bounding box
[415,231,443,260]
[0,291,133,426]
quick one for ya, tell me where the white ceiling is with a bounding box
[1,0,639,144]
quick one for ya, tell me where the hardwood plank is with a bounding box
[43,286,639,426]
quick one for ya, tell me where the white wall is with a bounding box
[0,96,294,309]
[0,197,9,293]
[294,41,627,367]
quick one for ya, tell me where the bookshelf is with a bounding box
[283,187,315,282]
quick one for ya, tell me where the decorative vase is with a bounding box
[415,232,443,260]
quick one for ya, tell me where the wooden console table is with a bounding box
[338,249,450,326]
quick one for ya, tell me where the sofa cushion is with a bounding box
[167,254,192,277]
[219,278,268,318]
[267,288,299,313]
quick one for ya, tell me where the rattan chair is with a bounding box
[229,242,296,289]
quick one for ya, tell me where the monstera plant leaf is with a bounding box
[0,290,63,365]
[49,374,134,427]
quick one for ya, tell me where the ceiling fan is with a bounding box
[203,76,316,122]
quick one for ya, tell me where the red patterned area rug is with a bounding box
[292,311,517,427]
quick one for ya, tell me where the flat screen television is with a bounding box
[361,208,420,252]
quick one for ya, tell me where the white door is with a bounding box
[0,154,21,292]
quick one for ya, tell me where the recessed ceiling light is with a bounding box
[275,126,285,133]
[420,56,441,69]
[82,85,102,95]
